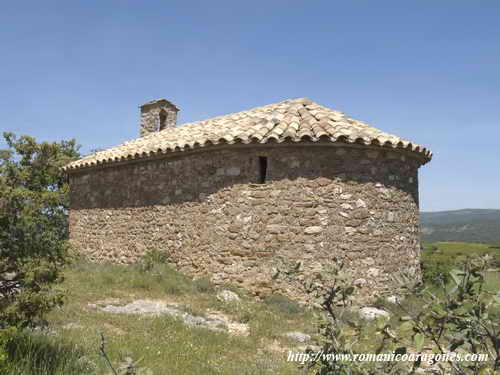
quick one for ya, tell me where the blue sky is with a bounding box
[1,1,499,211]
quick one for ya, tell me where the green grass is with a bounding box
[263,295,305,315]
[422,241,500,256]
[421,241,500,285]
[5,242,499,374]
[4,331,94,375]
[10,261,317,375]
[485,270,500,292]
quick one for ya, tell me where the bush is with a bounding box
[491,253,500,268]
[299,256,499,374]
[136,249,170,272]
[420,252,454,285]
[136,251,217,296]
[193,277,216,294]
[263,294,303,315]
[0,133,80,329]
[146,262,199,296]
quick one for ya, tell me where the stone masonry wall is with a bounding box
[140,101,178,136]
[69,144,423,303]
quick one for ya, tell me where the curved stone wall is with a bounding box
[69,143,423,303]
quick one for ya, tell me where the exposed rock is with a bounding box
[92,299,225,331]
[2,272,17,281]
[216,290,241,303]
[386,295,402,304]
[206,311,249,336]
[93,299,251,336]
[87,298,123,310]
[98,299,180,315]
[284,331,311,343]
[183,314,226,331]
[359,307,391,320]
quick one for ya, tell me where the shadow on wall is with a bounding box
[69,145,421,210]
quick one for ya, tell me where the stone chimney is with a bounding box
[139,99,180,137]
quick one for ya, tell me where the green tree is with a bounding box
[0,132,79,329]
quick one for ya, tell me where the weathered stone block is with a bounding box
[304,226,323,234]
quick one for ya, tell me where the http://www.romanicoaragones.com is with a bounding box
[286,351,489,365]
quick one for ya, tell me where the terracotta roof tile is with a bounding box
[64,98,432,170]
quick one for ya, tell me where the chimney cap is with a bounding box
[140,98,180,111]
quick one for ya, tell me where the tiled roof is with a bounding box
[64,98,432,171]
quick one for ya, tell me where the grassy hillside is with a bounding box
[4,244,499,374]
[5,262,313,374]
[420,209,500,243]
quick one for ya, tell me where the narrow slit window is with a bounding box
[158,110,167,131]
[258,156,268,184]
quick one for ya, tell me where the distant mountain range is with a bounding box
[420,209,500,244]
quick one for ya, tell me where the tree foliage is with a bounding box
[299,255,499,374]
[0,132,79,328]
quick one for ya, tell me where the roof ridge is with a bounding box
[172,97,310,129]
[65,98,432,171]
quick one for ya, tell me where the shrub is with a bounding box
[298,256,499,374]
[136,252,217,296]
[420,252,454,285]
[263,294,303,315]
[193,277,216,294]
[490,253,500,268]
[137,249,170,272]
[393,255,500,374]
[0,132,80,329]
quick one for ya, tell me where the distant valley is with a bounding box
[420,209,500,244]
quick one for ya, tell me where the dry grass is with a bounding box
[35,261,317,374]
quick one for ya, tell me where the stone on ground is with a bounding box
[216,290,241,303]
[284,331,311,343]
[359,307,391,320]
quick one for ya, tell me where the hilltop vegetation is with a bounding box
[1,245,498,374]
